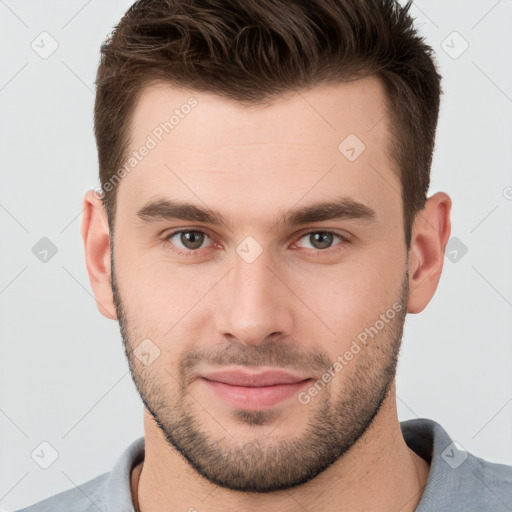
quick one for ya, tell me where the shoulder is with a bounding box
[401,418,512,511]
[466,453,512,506]
[426,450,512,511]
[11,472,109,512]
[11,436,144,512]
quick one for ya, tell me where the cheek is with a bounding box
[114,257,217,363]
[114,233,195,302]
[291,251,404,345]
[115,220,405,341]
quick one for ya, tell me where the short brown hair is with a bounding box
[94,0,441,249]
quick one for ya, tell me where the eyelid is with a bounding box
[164,228,215,254]
[163,227,351,255]
[295,228,351,241]
[292,229,351,250]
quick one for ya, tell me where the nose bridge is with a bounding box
[215,245,293,346]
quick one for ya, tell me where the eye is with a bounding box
[294,231,350,251]
[165,230,213,254]
[163,228,350,257]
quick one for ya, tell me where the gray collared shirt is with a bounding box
[13,418,512,511]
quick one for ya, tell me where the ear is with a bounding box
[81,189,118,320]
[407,192,452,314]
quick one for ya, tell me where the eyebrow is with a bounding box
[136,196,376,231]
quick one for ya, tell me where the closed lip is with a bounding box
[201,369,311,387]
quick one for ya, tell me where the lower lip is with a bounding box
[201,378,312,410]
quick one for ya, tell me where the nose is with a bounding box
[214,247,295,347]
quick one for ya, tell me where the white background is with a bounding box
[1,0,511,510]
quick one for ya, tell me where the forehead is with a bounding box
[116,77,401,230]
[129,77,391,152]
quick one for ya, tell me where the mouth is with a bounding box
[199,369,313,410]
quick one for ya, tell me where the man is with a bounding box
[16,0,511,511]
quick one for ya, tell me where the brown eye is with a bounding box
[309,232,334,249]
[166,230,211,251]
[296,231,349,251]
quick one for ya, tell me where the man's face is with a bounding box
[110,77,409,492]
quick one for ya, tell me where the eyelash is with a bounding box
[162,229,351,257]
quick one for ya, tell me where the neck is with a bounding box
[135,384,429,512]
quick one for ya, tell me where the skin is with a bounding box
[81,76,451,511]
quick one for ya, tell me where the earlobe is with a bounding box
[407,192,452,314]
[81,190,118,320]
